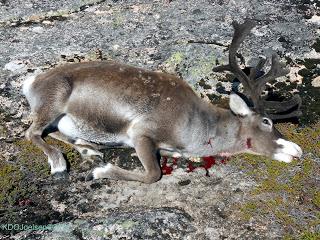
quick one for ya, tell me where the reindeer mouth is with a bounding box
[272,138,303,163]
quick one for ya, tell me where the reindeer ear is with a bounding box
[229,93,252,116]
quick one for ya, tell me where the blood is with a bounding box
[187,162,196,172]
[187,156,217,176]
[246,138,252,149]
[173,157,178,165]
[161,155,226,176]
[202,156,216,169]
[161,157,173,175]
[202,156,216,176]
[161,157,189,175]
[220,158,228,164]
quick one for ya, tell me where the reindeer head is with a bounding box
[229,93,302,162]
[213,20,303,162]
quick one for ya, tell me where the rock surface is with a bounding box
[0,0,319,239]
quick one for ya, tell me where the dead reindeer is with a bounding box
[22,20,302,183]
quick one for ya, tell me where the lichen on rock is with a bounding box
[0,0,319,239]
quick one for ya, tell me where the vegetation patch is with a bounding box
[0,162,26,206]
[276,122,320,155]
[232,121,320,239]
[0,138,81,207]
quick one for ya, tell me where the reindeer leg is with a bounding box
[49,132,104,163]
[26,114,67,178]
[89,136,161,183]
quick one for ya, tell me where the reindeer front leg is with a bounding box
[89,136,162,183]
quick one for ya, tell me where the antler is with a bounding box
[213,20,302,120]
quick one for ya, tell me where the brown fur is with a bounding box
[23,61,301,183]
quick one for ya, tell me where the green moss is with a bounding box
[276,123,320,156]
[283,235,294,240]
[46,137,80,168]
[312,191,320,208]
[240,202,258,220]
[274,210,295,226]
[233,122,320,238]
[300,231,320,240]
[15,137,80,169]
[254,179,292,194]
[0,137,81,206]
[15,139,50,178]
[0,162,33,206]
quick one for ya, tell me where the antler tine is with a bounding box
[213,20,256,79]
[213,20,302,120]
[249,56,267,81]
[251,54,291,115]
[228,20,257,94]
[263,95,302,113]
[254,54,290,94]
[212,20,264,111]
[267,109,302,120]
[212,64,231,72]
[263,95,302,119]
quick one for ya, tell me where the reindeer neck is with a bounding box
[182,104,244,157]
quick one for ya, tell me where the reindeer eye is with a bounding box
[262,118,271,125]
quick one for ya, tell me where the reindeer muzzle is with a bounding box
[273,138,303,163]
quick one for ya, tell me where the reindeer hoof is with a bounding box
[52,170,69,180]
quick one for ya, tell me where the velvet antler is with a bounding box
[213,20,302,120]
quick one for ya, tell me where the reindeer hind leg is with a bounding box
[49,131,104,164]
[26,111,68,177]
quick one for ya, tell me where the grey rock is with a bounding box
[0,0,319,239]
[12,208,195,240]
